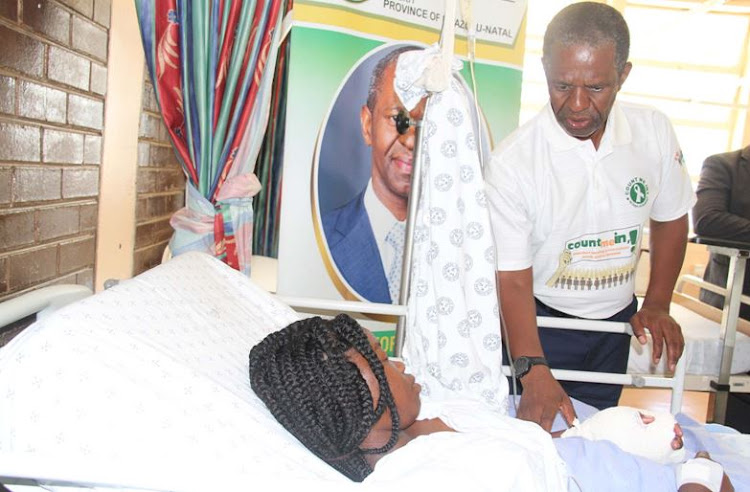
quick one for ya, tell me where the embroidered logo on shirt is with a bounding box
[674,149,685,167]
[625,177,649,207]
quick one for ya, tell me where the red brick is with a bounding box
[93,0,109,27]
[58,0,92,17]
[158,169,185,192]
[59,236,94,274]
[8,245,58,289]
[0,256,7,293]
[133,242,165,276]
[79,203,97,231]
[139,113,163,140]
[43,128,84,164]
[47,271,77,287]
[22,0,71,45]
[135,218,173,249]
[0,26,44,77]
[135,197,147,220]
[136,168,158,193]
[14,167,62,202]
[71,15,107,61]
[0,167,10,204]
[0,210,35,250]
[150,144,181,168]
[137,194,182,221]
[137,141,150,166]
[83,134,101,164]
[67,94,103,130]
[0,123,41,162]
[142,81,159,112]
[19,80,67,124]
[48,46,90,91]
[0,0,18,21]
[76,267,94,289]
[37,206,80,241]
[90,62,107,95]
[0,76,15,114]
[62,167,98,198]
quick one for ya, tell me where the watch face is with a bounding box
[514,357,530,376]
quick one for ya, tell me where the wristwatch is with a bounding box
[512,356,549,379]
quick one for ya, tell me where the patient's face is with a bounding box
[347,330,421,429]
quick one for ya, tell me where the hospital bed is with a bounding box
[0,252,748,492]
[628,274,750,390]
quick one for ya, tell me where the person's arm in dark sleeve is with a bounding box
[693,154,750,243]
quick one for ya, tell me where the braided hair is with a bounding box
[248,314,401,482]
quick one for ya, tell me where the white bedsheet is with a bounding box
[0,252,350,490]
[627,302,750,375]
[2,252,749,492]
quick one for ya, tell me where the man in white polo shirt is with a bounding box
[485,2,695,429]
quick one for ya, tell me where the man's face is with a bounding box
[544,42,631,148]
[360,61,425,212]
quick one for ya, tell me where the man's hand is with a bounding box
[630,305,684,371]
[516,365,576,432]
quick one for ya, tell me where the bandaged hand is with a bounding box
[676,451,734,492]
[560,406,685,464]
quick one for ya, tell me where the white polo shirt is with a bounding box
[485,101,695,319]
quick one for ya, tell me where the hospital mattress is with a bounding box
[627,301,750,376]
[1,252,749,492]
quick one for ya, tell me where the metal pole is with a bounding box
[393,120,425,358]
[711,249,748,424]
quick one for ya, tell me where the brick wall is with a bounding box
[133,73,185,276]
[0,0,110,301]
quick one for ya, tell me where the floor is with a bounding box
[619,387,710,423]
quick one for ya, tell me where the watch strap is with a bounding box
[514,356,549,379]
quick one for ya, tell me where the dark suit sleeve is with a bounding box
[692,153,750,243]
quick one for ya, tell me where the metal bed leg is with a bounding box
[711,253,747,424]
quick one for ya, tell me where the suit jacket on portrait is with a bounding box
[692,146,750,320]
[322,191,392,304]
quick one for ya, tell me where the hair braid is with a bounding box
[248,314,400,482]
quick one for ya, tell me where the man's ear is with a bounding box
[618,61,632,89]
[361,105,373,147]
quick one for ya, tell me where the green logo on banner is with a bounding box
[625,177,649,207]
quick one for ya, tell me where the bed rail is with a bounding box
[277,295,687,414]
[0,285,93,329]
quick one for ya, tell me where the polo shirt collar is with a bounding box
[542,101,632,153]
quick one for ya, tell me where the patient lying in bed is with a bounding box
[249,314,735,492]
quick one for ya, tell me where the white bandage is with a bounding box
[675,457,725,492]
[561,407,685,464]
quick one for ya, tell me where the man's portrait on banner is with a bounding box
[313,43,424,305]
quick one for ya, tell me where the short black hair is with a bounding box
[542,2,630,74]
[248,314,400,482]
[366,45,419,111]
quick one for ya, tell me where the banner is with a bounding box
[277,0,528,338]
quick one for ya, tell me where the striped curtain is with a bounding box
[135,0,287,275]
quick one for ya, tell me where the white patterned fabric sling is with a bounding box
[395,46,509,412]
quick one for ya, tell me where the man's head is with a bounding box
[248,314,420,482]
[542,2,632,148]
[361,46,425,220]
